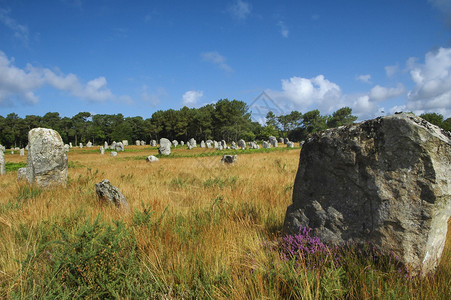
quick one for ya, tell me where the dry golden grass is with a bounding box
[0,145,449,299]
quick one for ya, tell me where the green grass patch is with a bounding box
[5,162,27,172]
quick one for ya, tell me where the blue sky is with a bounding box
[1,0,450,121]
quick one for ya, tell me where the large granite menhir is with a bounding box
[283,113,451,275]
[26,128,68,187]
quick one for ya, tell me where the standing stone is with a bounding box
[136,140,140,146]
[269,136,278,147]
[17,167,27,181]
[221,140,227,149]
[284,138,290,144]
[159,138,171,155]
[188,144,193,150]
[0,144,5,152]
[64,144,70,152]
[262,141,271,149]
[286,141,294,148]
[150,140,157,147]
[221,154,238,164]
[214,141,219,149]
[238,139,246,150]
[278,137,284,144]
[26,128,68,188]
[69,142,73,148]
[140,140,146,146]
[111,141,117,149]
[172,140,179,147]
[20,148,25,156]
[86,141,93,147]
[180,141,184,146]
[283,113,451,275]
[110,151,117,157]
[100,146,105,155]
[79,143,83,148]
[95,179,129,210]
[115,142,124,152]
[122,140,128,146]
[189,138,197,148]
[200,140,206,148]
[104,141,109,150]
[0,150,5,175]
[146,155,159,163]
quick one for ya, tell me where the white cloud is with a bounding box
[356,74,372,84]
[201,51,233,72]
[0,9,29,46]
[229,0,251,20]
[182,90,203,107]
[385,64,399,78]
[0,50,126,106]
[277,21,289,38]
[406,47,451,117]
[369,83,405,102]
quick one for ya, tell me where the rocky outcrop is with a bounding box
[283,113,451,275]
[26,128,68,188]
[221,154,237,164]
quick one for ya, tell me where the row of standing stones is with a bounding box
[1,113,449,275]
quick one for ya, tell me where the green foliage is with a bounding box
[22,216,139,298]
[4,162,26,172]
[420,112,451,131]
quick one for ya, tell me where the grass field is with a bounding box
[0,145,449,299]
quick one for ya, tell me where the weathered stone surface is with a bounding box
[136,140,140,146]
[283,113,451,275]
[214,141,219,149]
[150,140,157,147]
[262,141,270,149]
[278,137,284,144]
[159,138,171,155]
[110,151,117,157]
[269,136,278,147]
[26,128,68,187]
[95,179,129,209]
[0,144,5,152]
[140,140,146,146]
[0,150,5,175]
[146,155,159,163]
[287,141,294,148]
[115,142,124,152]
[17,167,27,181]
[189,138,197,148]
[122,140,128,146]
[69,142,73,148]
[64,144,69,152]
[200,140,206,148]
[284,138,290,144]
[238,139,246,150]
[180,141,184,146]
[86,141,93,147]
[221,140,227,149]
[100,146,105,155]
[221,154,237,164]
[79,143,83,148]
[172,140,179,147]
[20,148,25,156]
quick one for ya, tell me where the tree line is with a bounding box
[1,98,448,148]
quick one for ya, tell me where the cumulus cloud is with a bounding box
[369,83,405,102]
[277,21,289,38]
[182,90,203,106]
[406,47,451,116]
[228,0,251,20]
[356,74,371,84]
[0,9,29,46]
[266,74,409,121]
[0,50,125,106]
[201,51,233,72]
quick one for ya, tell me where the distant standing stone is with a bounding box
[115,142,124,152]
[79,143,83,148]
[20,148,25,156]
[159,138,171,155]
[189,138,197,148]
[172,140,179,147]
[238,139,246,150]
[200,140,206,148]
[136,140,140,146]
[180,141,184,146]
[287,141,294,148]
[104,141,109,149]
[17,167,27,181]
[221,154,238,164]
[150,140,157,147]
[86,141,93,147]
[26,128,68,188]
[278,137,284,144]
[146,155,159,163]
[95,179,129,210]
[64,144,69,152]
[262,141,270,149]
[100,146,105,154]
[140,140,146,146]
[122,140,128,146]
[0,150,5,175]
[110,151,117,157]
[269,136,278,147]
[69,142,73,148]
